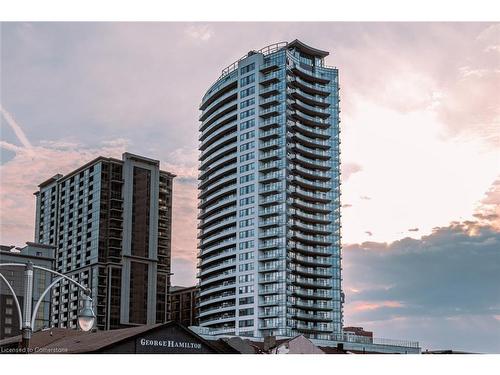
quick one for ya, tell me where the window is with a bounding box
[240,185,254,195]
[239,196,254,206]
[240,108,255,120]
[240,131,254,142]
[240,218,254,228]
[240,119,255,131]
[239,263,254,272]
[240,86,255,98]
[239,296,254,305]
[239,285,254,294]
[240,74,255,87]
[239,308,254,316]
[240,174,254,184]
[240,97,255,109]
[239,252,254,261]
[240,141,254,152]
[240,63,255,74]
[240,163,254,173]
[240,152,254,162]
[239,240,254,249]
[239,229,254,238]
[239,207,254,217]
[239,319,254,327]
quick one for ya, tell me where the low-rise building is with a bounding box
[168,285,199,327]
[0,242,55,339]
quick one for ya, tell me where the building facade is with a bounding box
[168,286,199,327]
[34,153,174,331]
[0,243,55,339]
[197,40,343,340]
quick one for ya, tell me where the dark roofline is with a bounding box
[288,39,329,58]
[36,153,175,193]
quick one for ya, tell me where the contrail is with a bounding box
[0,106,33,150]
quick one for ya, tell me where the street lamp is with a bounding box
[0,261,96,351]
[78,291,95,332]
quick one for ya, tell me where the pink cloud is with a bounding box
[0,139,129,245]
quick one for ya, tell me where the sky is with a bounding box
[0,22,499,352]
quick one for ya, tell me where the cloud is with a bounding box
[364,231,373,236]
[341,162,363,181]
[1,105,33,152]
[342,203,353,208]
[360,195,371,200]
[408,228,419,232]
[185,24,214,41]
[0,136,129,245]
[343,220,500,352]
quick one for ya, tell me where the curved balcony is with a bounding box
[260,138,284,151]
[290,219,333,235]
[199,302,236,318]
[288,252,332,267]
[292,299,333,311]
[290,164,331,181]
[198,258,237,278]
[290,287,333,300]
[292,98,330,119]
[259,250,285,261]
[260,105,283,118]
[198,247,236,267]
[200,76,238,111]
[198,198,236,222]
[288,242,333,256]
[199,130,237,160]
[259,216,284,227]
[199,268,236,285]
[198,291,236,308]
[198,179,237,207]
[291,153,330,170]
[260,149,284,162]
[290,264,332,278]
[261,115,285,129]
[199,143,237,170]
[198,164,237,191]
[199,313,236,326]
[289,198,332,213]
[198,280,236,297]
[289,208,331,224]
[292,142,331,160]
[199,152,237,181]
[290,109,329,128]
[200,101,238,134]
[198,214,236,236]
[290,275,332,289]
[288,185,332,203]
[260,160,283,172]
[199,226,237,248]
[290,175,331,192]
[290,230,333,246]
[259,285,285,295]
[290,62,331,85]
[259,228,285,239]
[199,237,237,257]
[259,127,284,140]
[289,128,331,149]
[289,121,330,139]
[288,75,330,97]
[288,87,330,108]
[293,311,332,322]
[259,205,284,217]
[199,88,238,122]
[259,182,283,195]
[260,94,283,107]
[295,322,333,333]
[200,120,237,149]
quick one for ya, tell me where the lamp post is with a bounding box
[0,261,95,352]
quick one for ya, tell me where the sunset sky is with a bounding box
[1,22,499,352]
